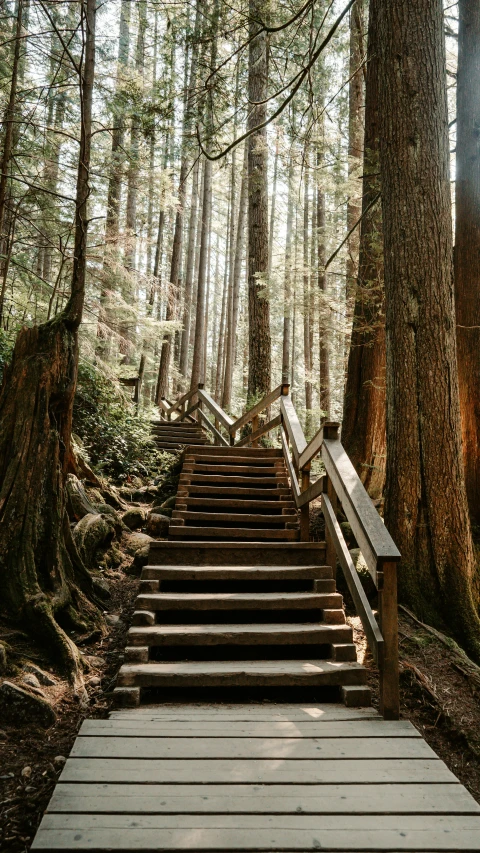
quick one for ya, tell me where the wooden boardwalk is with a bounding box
[33,702,480,851]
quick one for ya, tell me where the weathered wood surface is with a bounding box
[78,719,419,737]
[49,782,479,814]
[33,812,480,850]
[71,735,434,760]
[59,756,456,784]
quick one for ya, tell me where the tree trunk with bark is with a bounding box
[378,0,480,658]
[346,0,365,315]
[0,0,101,689]
[455,0,480,527]
[342,0,386,499]
[247,0,271,401]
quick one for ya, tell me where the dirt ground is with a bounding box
[1,571,480,851]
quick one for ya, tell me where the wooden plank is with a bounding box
[198,389,234,430]
[48,782,479,815]
[141,565,332,580]
[235,414,282,447]
[280,395,308,464]
[60,757,455,785]
[78,720,419,738]
[135,592,339,611]
[166,386,197,415]
[321,438,400,581]
[281,427,301,504]
[176,399,200,422]
[168,526,299,539]
[196,407,230,446]
[71,736,435,761]
[230,385,283,434]
[322,493,384,665]
[109,704,381,721]
[297,476,324,508]
[126,623,353,645]
[33,813,480,850]
[298,425,324,471]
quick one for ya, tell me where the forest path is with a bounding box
[32,445,480,851]
[32,702,480,851]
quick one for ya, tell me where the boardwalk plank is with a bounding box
[32,813,480,851]
[71,736,434,760]
[60,757,455,784]
[49,782,480,815]
[79,720,419,738]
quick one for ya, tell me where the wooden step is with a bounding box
[117,659,367,688]
[180,486,292,498]
[136,592,343,611]
[184,464,284,476]
[172,511,299,525]
[179,474,288,486]
[142,565,333,581]
[168,526,300,540]
[148,542,327,566]
[127,622,353,647]
[182,446,284,457]
[185,454,285,466]
[181,498,296,510]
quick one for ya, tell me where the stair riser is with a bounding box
[141,566,333,580]
[135,593,343,611]
[117,669,367,689]
[127,626,353,647]
[148,542,327,566]
[169,527,300,541]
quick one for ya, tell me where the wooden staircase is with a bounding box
[151,420,210,452]
[114,513,370,709]
[170,446,300,541]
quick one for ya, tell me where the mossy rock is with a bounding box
[122,507,147,530]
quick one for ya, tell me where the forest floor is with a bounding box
[1,497,480,851]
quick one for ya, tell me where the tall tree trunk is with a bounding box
[247,0,271,401]
[455,0,480,527]
[345,0,365,317]
[158,0,202,394]
[303,145,313,434]
[342,0,386,499]
[190,0,219,391]
[123,0,147,274]
[0,0,100,687]
[378,0,480,658]
[268,127,280,278]
[179,157,200,379]
[0,0,23,323]
[282,145,295,384]
[317,139,330,419]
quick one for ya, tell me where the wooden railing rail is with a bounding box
[158,382,400,717]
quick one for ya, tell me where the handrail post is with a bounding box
[300,464,311,541]
[251,414,259,447]
[322,422,340,575]
[378,561,400,719]
[214,418,220,446]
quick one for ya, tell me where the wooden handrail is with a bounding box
[198,389,234,432]
[322,494,384,665]
[280,395,307,465]
[230,384,285,435]
[196,407,230,446]
[167,386,198,415]
[321,436,400,585]
[281,426,300,500]
[236,414,281,448]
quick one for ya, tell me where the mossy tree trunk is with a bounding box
[0,0,98,691]
[378,0,480,659]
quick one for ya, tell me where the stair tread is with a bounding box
[181,486,292,497]
[185,465,285,475]
[181,474,287,484]
[117,659,367,681]
[128,623,352,645]
[185,455,285,465]
[169,526,300,540]
[136,592,342,610]
[142,565,333,579]
[181,498,296,509]
[173,511,298,524]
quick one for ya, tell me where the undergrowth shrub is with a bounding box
[73,360,162,479]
